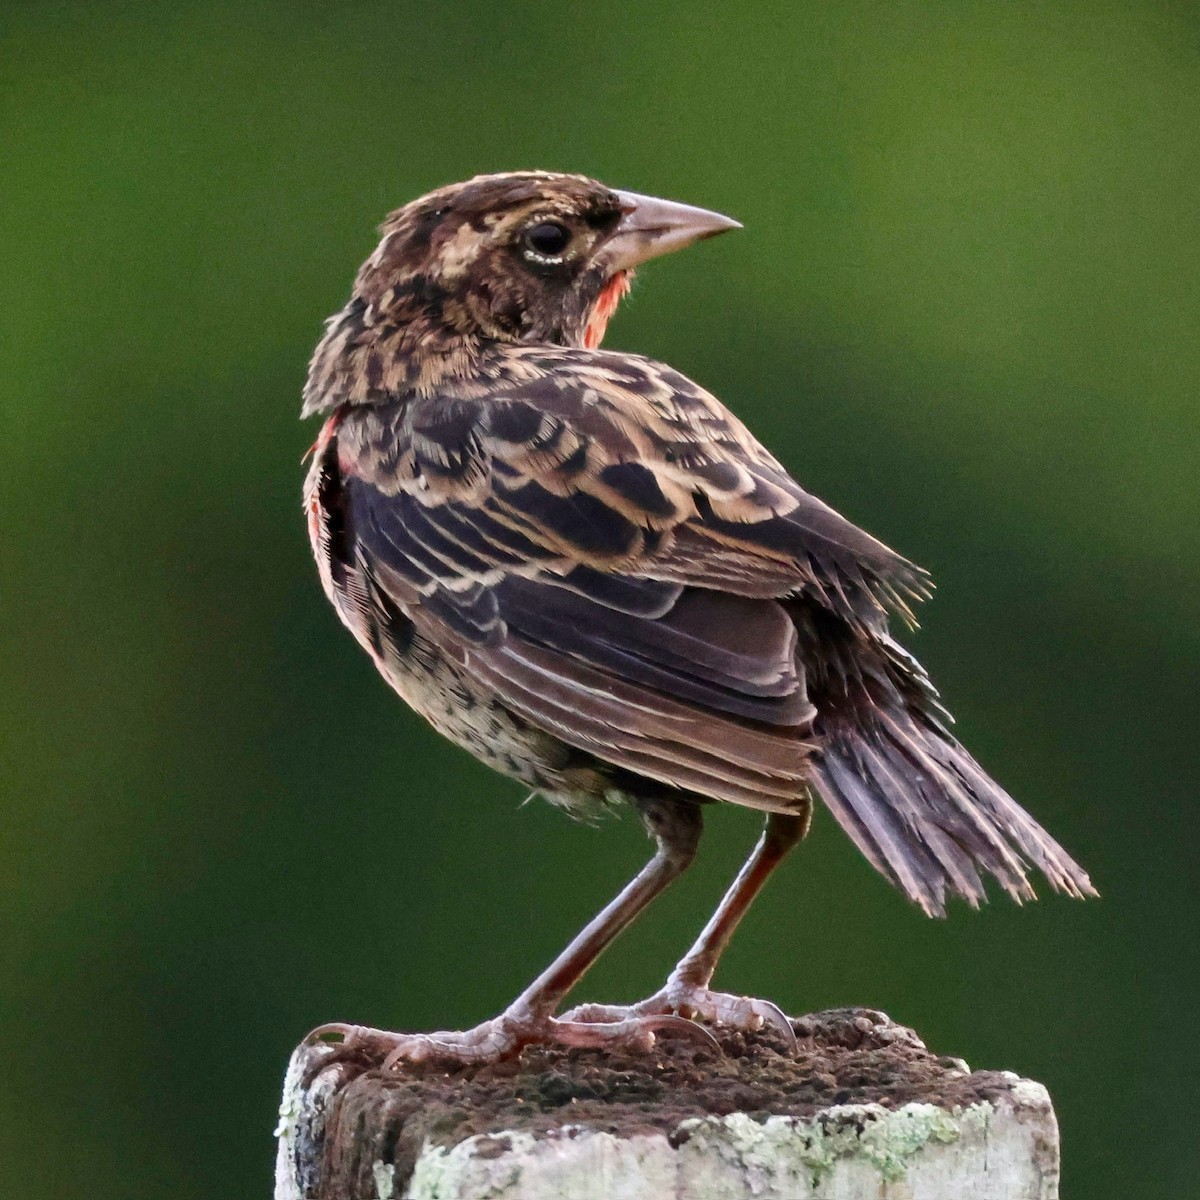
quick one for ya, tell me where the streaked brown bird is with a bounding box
[302,171,1095,1066]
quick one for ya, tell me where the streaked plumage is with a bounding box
[302,172,1094,1066]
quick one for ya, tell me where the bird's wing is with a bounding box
[339,347,930,618]
[313,348,926,810]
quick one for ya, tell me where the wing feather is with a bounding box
[309,344,1092,908]
[319,344,931,813]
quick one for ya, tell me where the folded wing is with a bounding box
[313,344,927,813]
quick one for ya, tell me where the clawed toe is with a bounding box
[550,1012,721,1055]
[735,996,798,1052]
[302,1022,403,1083]
[301,1005,723,1075]
[564,986,797,1053]
[670,988,797,1052]
[304,1017,523,1070]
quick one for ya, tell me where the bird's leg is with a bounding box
[306,796,718,1071]
[661,807,810,995]
[563,805,810,1050]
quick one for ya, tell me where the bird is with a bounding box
[301,170,1096,1067]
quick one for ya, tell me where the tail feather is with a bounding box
[800,610,1097,917]
[813,705,1096,917]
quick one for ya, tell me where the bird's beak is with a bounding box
[601,190,742,273]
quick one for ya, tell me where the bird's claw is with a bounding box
[302,1005,722,1076]
[305,1017,522,1070]
[562,984,798,1054]
[547,1012,722,1056]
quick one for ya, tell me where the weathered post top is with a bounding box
[274,1008,1059,1199]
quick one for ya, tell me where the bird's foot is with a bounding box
[562,979,798,1053]
[304,1004,720,1076]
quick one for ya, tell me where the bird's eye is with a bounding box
[523,221,573,261]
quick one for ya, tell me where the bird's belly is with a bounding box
[368,623,612,813]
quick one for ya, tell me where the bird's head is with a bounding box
[364,171,739,347]
[302,172,739,414]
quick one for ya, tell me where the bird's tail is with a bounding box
[799,608,1096,917]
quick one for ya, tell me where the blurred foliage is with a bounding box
[2,1,1198,1196]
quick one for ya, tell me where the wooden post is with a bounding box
[274,1008,1059,1199]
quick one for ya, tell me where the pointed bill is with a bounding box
[601,190,742,272]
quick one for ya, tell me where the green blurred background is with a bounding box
[3,1,1197,1195]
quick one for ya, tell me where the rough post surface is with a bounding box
[274,1008,1059,1199]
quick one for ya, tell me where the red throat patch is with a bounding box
[584,271,632,349]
